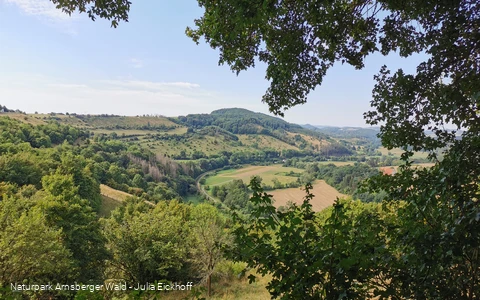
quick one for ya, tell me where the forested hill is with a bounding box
[170,108,355,157]
[303,125,381,140]
[175,108,328,138]
[0,106,355,159]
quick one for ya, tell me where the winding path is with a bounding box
[194,168,234,209]
[195,170,218,202]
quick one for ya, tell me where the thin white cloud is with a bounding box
[129,58,143,69]
[0,75,230,117]
[4,0,78,35]
[48,83,89,89]
[5,0,71,21]
[102,80,201,90]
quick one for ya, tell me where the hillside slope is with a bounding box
[1,108,354,160]
[171,108,353,157]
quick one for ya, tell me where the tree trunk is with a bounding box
[207,274,212,297]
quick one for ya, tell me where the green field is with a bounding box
[99,195,123,218]
[204,165,304,187]
[184,194,204,204]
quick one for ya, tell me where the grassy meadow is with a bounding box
[98,185,133,217]
[99,184,155,214]
[98,195,123,218]
[237,134,298,151]
[93,126,189,136]
[136,133,304,158]
[137,134,244,157]
[100,184,134,202]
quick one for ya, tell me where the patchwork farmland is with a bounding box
[203,165,344,211]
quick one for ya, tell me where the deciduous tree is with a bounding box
[39,174,109,282]
[190,204,230,297]
[102,199,192,284]
[0,194,73,297]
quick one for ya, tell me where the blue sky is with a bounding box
[0,0,426,126]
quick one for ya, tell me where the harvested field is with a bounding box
[100,184,154,206]
[100,184,133,202]
[205,165,304,186]
[269,180,345,212]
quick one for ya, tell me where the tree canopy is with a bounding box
[49,0,131,28]
[187,0,479,119]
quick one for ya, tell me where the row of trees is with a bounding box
[0,105,19,113]
[299,163,388,203]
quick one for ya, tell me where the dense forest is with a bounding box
[176,108,310,134]
[0,115,234,298]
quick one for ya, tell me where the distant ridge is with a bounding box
[301,124,381,140]
[0,106,356,157]
[176,107,317,136]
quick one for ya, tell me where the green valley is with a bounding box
[1,104,448,300]
[2,0,477,298]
